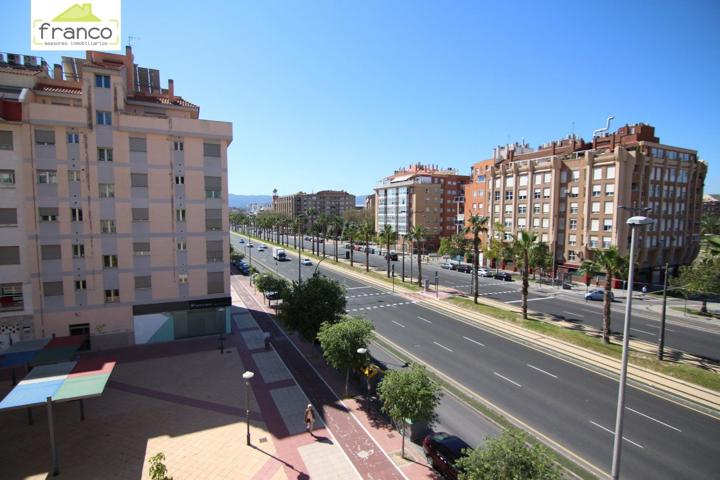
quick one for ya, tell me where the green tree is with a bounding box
[579,247,628,343]
[358,221,375,273]
[509,231,538,320]
[318,213,330,257]
[344,222,358,267]
[379,224,397,278]
[148,452,173,480]
[464,215,489,304]
[529,241,551,279]
[408,225,428,286]
[279,275,347,341]
[672,254,720,314]
[377,364,441,458]
[317,317,374,397]
[254,274,290,298]
[700,212,720,235]
[456,429,561,480]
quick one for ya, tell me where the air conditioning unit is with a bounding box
[7,54,21,65]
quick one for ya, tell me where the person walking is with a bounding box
[642,284,648,300]
[304,404,315,435]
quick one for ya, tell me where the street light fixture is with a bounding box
[610,215,653,480]
[242,370,255,446]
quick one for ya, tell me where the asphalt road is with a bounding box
[254,235,719,361]
[233,232,720,480]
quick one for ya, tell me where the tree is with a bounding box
[330,215,344,262]
[317,317,374,397]
[253,274,290,302]
[148,452,173,480]
[509,231,538,320]
[579,247,628,343]
[377,364,441,459]
[672,254,720,314]
[700,212,720,236]
[344,222,358,267]
[279,275,347,341]
[379,224,397,278]
[529,241,551,279]
[358,221,375,273]
[484,222,506,273]
[456,429,561,480]
[438,234,468,258]
[464,215,489,304]
[318,213,330,257]
[408,225,428,286]
[306,207,317,254]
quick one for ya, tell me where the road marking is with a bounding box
[643,324,676,333]
[417,316,432,324]
[630,327,654,335]
[589,421,644,448]
[346,286,371,290]
[527,364,558,378]
[433,341,453,352]
[627,407,682,432]
[391,320,406,329]
[462,336,485,347]
[563,311,580,317]
[506,296,556,304]
[493,372,522,387]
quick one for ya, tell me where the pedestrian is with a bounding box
[304,404,315,435]
[642,285,647,299]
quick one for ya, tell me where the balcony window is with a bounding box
[71,207,83,222]
[67,133,80,144]
[0,131,13,150]
[101,219,116,233]
[175,175,185,185]
[72,243,85,258]
[173,141,184,151]
[39,207,58,222]
[99,183,115,198]
[103,255,118,268]
[98,148,113,162]
[38,170,57,184]
[96,111,112,125]
[0,169,15,185]
[95,75,110,88]
[104,289,119,303]
[176,209,186,222]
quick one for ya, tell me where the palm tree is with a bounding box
[580,247,629,343]
[331,216,343,262]
[404,229,415,283]
[344,222,357,267]
[306,207,317,254]
[379,225,397,278]
[510,231,539,319]
[318,213,330,258]
[408,225,427,286]
[358,221,375,272]
[296,214,305,252]
[464,215,489,304]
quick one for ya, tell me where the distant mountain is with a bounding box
[228,194,272,208]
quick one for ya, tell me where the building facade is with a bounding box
[0,48,233,349]
[272,190,355,219]
[464,123,707,285]
[375,163,469,250]
[703,194,720,217]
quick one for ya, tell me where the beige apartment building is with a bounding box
[272,190,355,219]
[0,48,233,349]
[375,163,470,250]
[464,123,707,285]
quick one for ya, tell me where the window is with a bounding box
[544,173,552,183]
[98,147,113,162]
[131,173,148,187]
[606,166,615,179]
[95,74,110,88]
[0,208,18,227]
[604,202,613,214]
[101,219,116,233]
[35,129,55,145]
[494,191,500,201]
[603,237,611,248]
[177,240,186,251]
[534,189,541,199]
[505,190,513,201]
[67,132,80,144]
[494,204,500,213]
[572,170,580,181]
[543,203,550,213]
[570,203,578,214]
[135,276,151,289]
[593,167,602,180]
[560,170,567,182]
[0,131,13,150]
[205,208,222,231]
[518,205,527,214]
[603,219,613,231]
[178,273,188,284]
[504,219,512,229]
[533,204,541,214]
[494,177,501,188]
[543,188,550,198]
[570,186,579,197]
[206,240,224,263]
[533,218,540,227]
[129,137,147,152]
[605,184,614,196]
[518,189,527,200]
[568,234,577,246]
[591,202,600,213]
[176,209,186,222]
[175,175,185,185]
[568,250,577,261]
[205,176,222,198]
[560,187,567,197]
[534,174,542,184]
[517,218,527,229]
[38,170,57,184]
[173,141,184,151]
[569,219,577,230]
[132,208,149,222]
[541,233,548,242]
[41,244,61,260]
[104,289,119,303]
[0,169,15,185]
[504,204,513,213]
[72,243,85,258]
[103,255,118,268]
[592,184,601,197]
[590,236,599,248]
[0,246,20,265]
[133,242,151,255]
[505,176,514,188]
[75,280,87,291]
[591,219,600,231]
[71,207,83,222]
[542,218,549,228]
[99,183,114,198]
[43,281,63,297]
[39,207,58,222]
[519,175,528,186]
[203,143,221,157]
[69,170,81,182]
[96,111,112,125]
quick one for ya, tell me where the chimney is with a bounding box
[53,64,63,80]
[168,79,174,98]
[125,45,133,60]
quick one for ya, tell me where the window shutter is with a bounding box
[0,130,13,150]
[204,176,222,189]
[0,246,20,265]
[35,129,55,145]
[206,240,223,262]
[203,143,220,157]
[43,281,64,297]
[133,242,151,254]
[131,173,148,187]
[207,272,224,294]
[134,276,152,289]
[205,208,222,230]
[0,208,17,226]
[41,244,62,260]
[38,207,59,216]
[132,208,149,221]
[129,137,147,152]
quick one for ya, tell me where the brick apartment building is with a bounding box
[464,123,707,285]
[272,190,355,219]
[375,163,470,250]
[0,47,233,349]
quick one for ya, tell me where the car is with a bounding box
[493,271,512,281]
[238,238,245,243]
[440,262,453,270]
[456,264,472,273]
[423,432,471,480]
[477,267,492,277]
[264,291,281,300]
[247,243,254,248]
[301,258,313,266]
[585,289,613,301]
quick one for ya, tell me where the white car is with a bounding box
[477,267,492,277]
[301,258,313,266]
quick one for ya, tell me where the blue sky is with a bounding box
[4,0,719,196]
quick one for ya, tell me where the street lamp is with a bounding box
[610,215,653,480]
[242,371,255,445]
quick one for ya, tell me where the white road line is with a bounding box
[391,320,406,328]
[563,311,580,317]
[463,336,485,347]
[627,407,682,432]
[417,316,432,324]
[433,341,453,352]
[506,296,556,304]
[346,286,371,290]
[589,421,644,448]
[527,364,558,378]
[630,327,654,335]
[643,324,676,333]
[493,372,522,387]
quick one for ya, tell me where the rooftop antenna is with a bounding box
[572,121,575,138]
[127,36,141,47]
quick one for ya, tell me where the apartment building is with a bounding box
[703,194,720,217]
[0,48,233,349]
[375,163,470,250]
[272,190,355,219]
[464,123,707,284]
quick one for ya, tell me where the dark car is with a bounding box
[493,271,512,281]
[423,432,471,480]
[456,264,472,273]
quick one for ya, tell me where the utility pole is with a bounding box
[657,262,669,360]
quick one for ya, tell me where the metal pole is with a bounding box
[245,379,251,446]
[658,262,669,360]
[401,242,405,282]
[47,397,59,476]
[611,225,638,480]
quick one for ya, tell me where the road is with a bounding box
[252,235,719,361]
[233,232,720,480]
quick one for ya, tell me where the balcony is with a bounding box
[117,113,232,141]
[26,103,86,126]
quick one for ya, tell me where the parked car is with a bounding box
[477,267,492,277]
[440,262,454,270]
[264,291,281,301]
[456,264,472,273]
[238,238,245,243]
[301,258,313,266]
[493,271,512,281]
[247,243,254,248]
[423,432,471,480]
[585,289,613,301]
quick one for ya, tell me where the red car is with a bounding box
[422,432,471,479]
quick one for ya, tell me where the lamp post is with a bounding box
[657,262,669,360]
[610,215,653,480]
[242,371,254,446]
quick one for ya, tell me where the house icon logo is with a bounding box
[31,0,121,51]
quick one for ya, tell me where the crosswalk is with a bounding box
[348,301,417,312]
[346,292,388,299]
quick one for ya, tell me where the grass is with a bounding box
[670,306,720,319]
[447,297,720,392]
